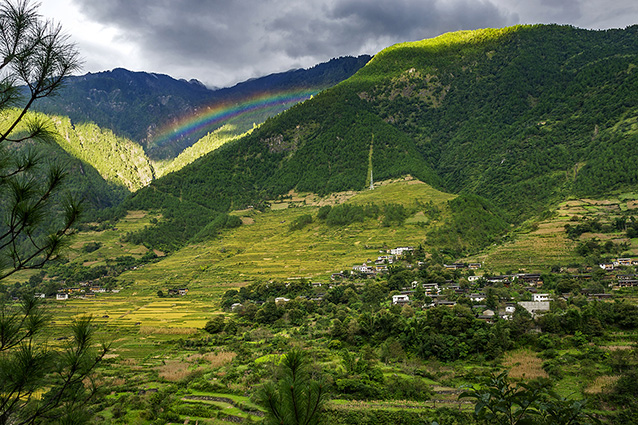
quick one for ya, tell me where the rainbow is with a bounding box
[153,88,320,147]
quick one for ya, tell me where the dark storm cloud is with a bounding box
[539,0,582,21]
[69,0,516,86]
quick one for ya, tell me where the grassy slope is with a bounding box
[122,178,455,288]
[27,179,452,334]
[463,192,638,272]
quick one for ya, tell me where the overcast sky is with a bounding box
[40,0,638,88]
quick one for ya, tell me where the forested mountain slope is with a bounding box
[127,25,638,227]
[34,56,371,160]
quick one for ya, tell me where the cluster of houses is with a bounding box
[348,247,415,277]
[599,257,638,271]
[391,280,554,321]
[596,258,638,287]
[54,282,120,300]
[346,247,489,280]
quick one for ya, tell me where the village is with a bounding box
[44,245,637,326]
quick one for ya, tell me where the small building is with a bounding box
[389,247,414,256]
[56,293,68,301]
[532,293,551,302]
[275,297,290,305]
[422,283,440,295]
[505,304,516,314]
[469,293,486,302]
[376,255,395,264]
[468,263,482,270]
[618,279,638,288]
[588,293,613,301]
[486,275,510,284]
[352,263,374,274]
[518,301,550,317]
[34,293,45,299]
[444,263,466,270]
[392,294,410,305]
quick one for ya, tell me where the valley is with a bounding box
[3,22,638,425]
[5,177,638,424]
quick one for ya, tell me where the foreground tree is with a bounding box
[459,371,600,425]
[0,296,109,424]
[0,2,108,424]
[257,348,326,425]
[0,0,81,280]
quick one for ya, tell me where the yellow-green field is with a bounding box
[118,179,455,292]
[28,179,455,338]
[465,194,638,273]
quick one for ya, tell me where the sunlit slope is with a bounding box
[463,193,638,272]
[120,179,456,290]
[343,24,638,216]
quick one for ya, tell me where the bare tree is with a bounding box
[0,0,81,280]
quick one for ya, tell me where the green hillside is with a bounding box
[51,115,155,191]
[1,110,243,212]
[122,24,638,251]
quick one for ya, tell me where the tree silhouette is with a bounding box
[0,0,81,280]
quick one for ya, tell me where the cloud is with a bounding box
[70,0,516,87]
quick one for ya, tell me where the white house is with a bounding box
[389,247,414,256]
[352,263,374,274]
[505,305,516,314]
[56,293,68,300]
[392,294,410,305]
[532,293,551,302]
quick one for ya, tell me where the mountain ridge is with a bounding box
[34,55,372,159]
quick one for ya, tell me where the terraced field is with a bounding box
[466,194,638,273]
